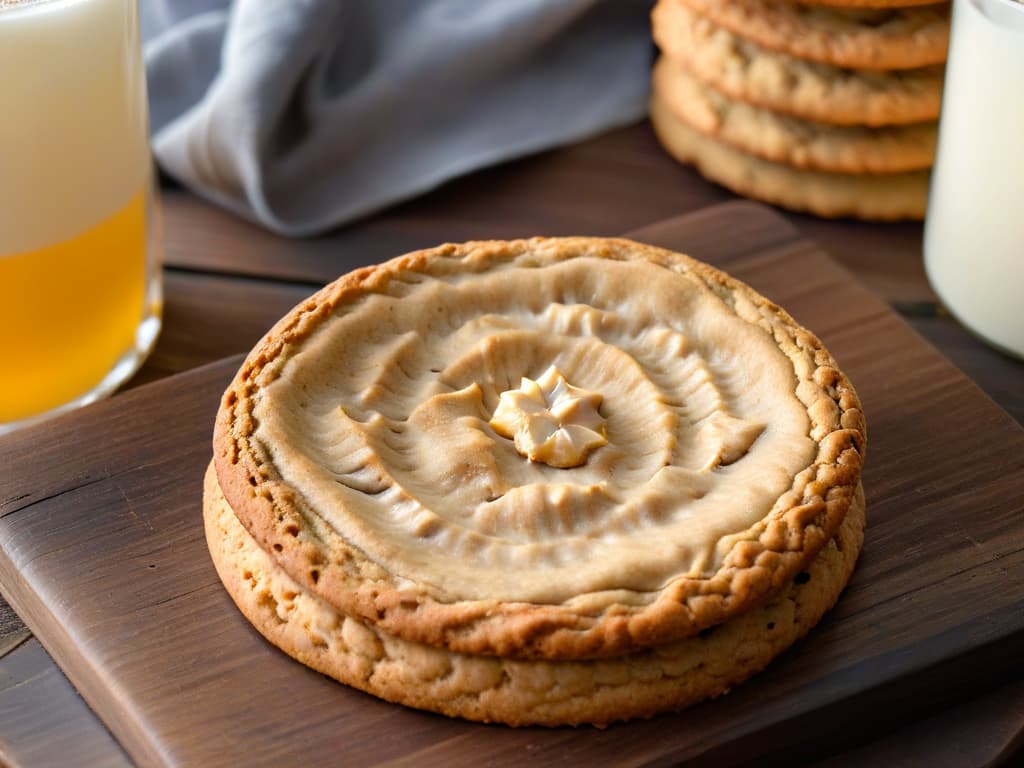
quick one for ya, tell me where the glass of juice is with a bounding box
[0,0,162,433]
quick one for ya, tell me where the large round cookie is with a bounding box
[205,463,865,726]
[650,90,929,219]
[652,0,944,126]
[653,56,936,174]
[212,238,866,662]
[675,0,950,70]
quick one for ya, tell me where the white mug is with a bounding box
[924,0,1024,359]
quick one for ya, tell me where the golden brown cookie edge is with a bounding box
[650,90,929,220]
[204,461,866,727]
[674,0,950,71]
[212,237,867,660]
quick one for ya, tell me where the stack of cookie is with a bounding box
[650,0,950,220]
[206,238,867,726]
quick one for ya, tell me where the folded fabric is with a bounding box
[142,0,654,237]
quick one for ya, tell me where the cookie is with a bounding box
[652,56,936,174]
[205,461,865,726]
[675,0,949,70]
[208,236,867,723]
[650,89,929,219]
[652,0,944,126]
[212,236,866,664]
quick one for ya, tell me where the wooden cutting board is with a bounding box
[2,202,1023,767]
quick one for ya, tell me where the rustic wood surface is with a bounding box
[0,640,132,768]
[1,121,1023,766]
[1,201,1023,767]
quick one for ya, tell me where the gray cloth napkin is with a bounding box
[142,0,654,237]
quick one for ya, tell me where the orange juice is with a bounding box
[0,0,162,429]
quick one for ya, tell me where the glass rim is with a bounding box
[0,0,87,18]
[972,0,1024,32]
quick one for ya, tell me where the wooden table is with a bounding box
[1,121,1023,767]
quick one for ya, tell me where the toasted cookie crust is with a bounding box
[652,0,944,127]
[675,0,949,70]
[205,463,865,727]
[213,237,866,661]
[652,56,936,174]
[650,90,929,220]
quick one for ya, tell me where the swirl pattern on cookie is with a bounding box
[214,238,865,659]
[253,254,812,601]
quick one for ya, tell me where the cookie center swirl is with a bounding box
[256,253,817,604]
[489,366,607,469]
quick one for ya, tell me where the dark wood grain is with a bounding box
[0,639,131,768]
[2,203,1023,767]
[903,313,1024,426]
[0,601,29,658]
[790,214,935,306]
[0,357,237,768]
[815,677,1024,768]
